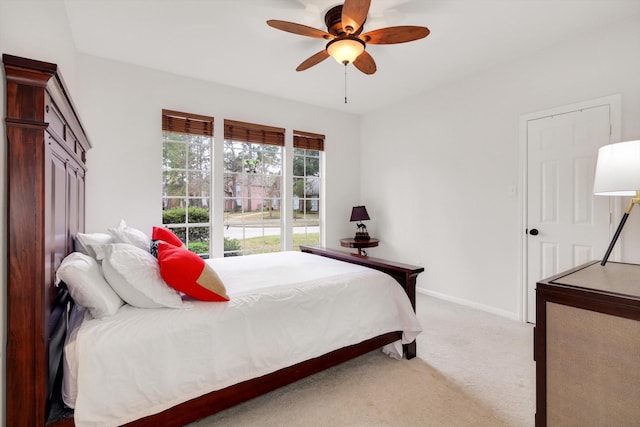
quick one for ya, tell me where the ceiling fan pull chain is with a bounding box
[344,63,348,104]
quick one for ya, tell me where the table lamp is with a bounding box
[593,140,640,265]
[350,206,371,241]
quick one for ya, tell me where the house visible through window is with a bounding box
[223,120,284,256]
[293,130,324,250]
[161,109,213,257]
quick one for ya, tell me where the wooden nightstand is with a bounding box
[340,237,379,256]
[299,244,424,359]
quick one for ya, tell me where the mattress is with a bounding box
[63,251,422,426]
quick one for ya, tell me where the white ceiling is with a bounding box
[64,0,640,115]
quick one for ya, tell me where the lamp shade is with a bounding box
[350,206,370,222]
[593,140,640,196]
[327,37,365,64]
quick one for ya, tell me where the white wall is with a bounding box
[0,0,80,423]
[361,14,640,319]
[75,54,361,249]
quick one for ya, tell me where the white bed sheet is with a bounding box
[64,251,422,427]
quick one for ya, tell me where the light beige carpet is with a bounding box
[190,294,536,427]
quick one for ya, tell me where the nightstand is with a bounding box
[340,237,379,256]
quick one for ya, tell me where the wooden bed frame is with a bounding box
[4,54,421,427]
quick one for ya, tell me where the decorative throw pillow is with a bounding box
[152,226,185,248]
[94,243,185,309]
[56,252,124,319]
[156,242,229,302]
[74,232,114,260]
[108,219,151,251]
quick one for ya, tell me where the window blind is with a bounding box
[224,119,285,146]
[294,130,325,151]
[162,109,214,136]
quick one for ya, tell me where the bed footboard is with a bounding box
[300,245,424,358]
[104,332,399,427]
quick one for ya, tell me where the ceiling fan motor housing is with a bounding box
[324,5,365,36]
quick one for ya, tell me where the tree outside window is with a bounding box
[293,147,321,249]
[161,110,213,257]
[292,130,324,250]
[223,120,284,256]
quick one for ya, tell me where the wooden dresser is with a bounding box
[535,261,640,426]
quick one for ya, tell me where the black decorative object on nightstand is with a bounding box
[350,205,371,240]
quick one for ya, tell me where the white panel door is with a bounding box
[526,104,612,323]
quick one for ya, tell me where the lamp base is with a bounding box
[600,194,640,265]
[354,232,370,241]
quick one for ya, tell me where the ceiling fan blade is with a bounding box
[361,26,430,44]
[341,0,371,34]
[353,50,376,75]
[296,50,330,71]
[267,20,333,39]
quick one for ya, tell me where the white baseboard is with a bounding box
[416,288,521,322]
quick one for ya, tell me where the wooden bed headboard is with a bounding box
[4,54,91,426]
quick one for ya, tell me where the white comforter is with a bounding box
[64,251,422,426]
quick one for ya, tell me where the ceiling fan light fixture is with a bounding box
[268,0,430,75]
[326,37,365,64]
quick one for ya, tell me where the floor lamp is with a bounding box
[593,140,640,265]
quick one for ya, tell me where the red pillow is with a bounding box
[152,226,185,248]
[156,242,229,302]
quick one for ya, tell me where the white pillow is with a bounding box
[94,243,184,309]
[108,219,151,251]
[56,252,124,319]
[74,232,114,259]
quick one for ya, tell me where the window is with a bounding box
[223,120,284,256]
[161,110,213,257]
[293,130,324,250]
[162,112,325,258]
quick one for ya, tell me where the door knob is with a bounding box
[529,228,539,236]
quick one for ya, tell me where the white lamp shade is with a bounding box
[593,140,640,196]
[327,38,365,64]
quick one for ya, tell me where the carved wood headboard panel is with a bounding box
[3,54,91,426]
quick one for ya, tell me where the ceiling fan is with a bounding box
[267,0,430,75]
